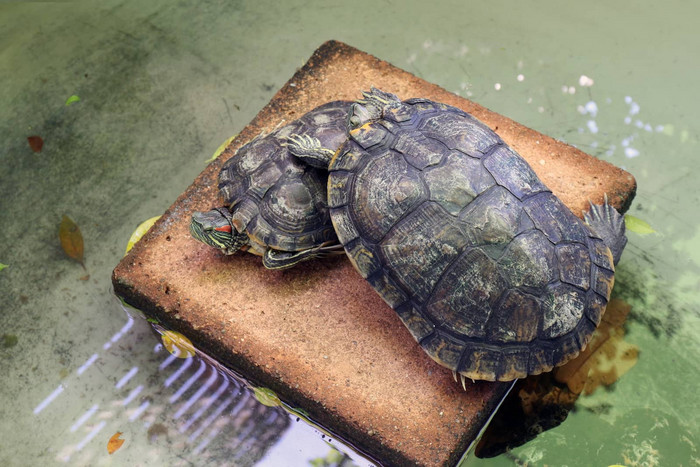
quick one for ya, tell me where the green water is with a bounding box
[1,1,698,465]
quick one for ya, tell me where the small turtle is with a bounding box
[190,101,352,269]
[290,88,627,382]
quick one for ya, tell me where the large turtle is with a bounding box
[289,88,627,383]
[190,100,352,269]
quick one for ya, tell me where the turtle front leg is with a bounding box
[583,194,627,265]
[284,134,335,169]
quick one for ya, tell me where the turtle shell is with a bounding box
[328,97,615,381]
[219,100,352,253]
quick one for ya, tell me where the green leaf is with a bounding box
[0,263,8,272]
[625,214,656,234]
[252,387,281,407]
[205,135,237,163]
[65,95,81,106]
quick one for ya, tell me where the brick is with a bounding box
[112,41,636,466]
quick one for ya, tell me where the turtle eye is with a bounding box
[215,225,232,233]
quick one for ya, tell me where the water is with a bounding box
[1,1,698,465]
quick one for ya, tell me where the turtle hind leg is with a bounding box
[284,134,335,169]
[584,194,627,265]
[262,241,345,269]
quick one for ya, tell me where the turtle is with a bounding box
[289,88,628,383]
[190,100,352,269]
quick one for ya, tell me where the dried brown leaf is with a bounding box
[107,431,125,454]
[27,136,43,153]
[59,215,85,270]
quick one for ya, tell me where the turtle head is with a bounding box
[347,87,401,131]
[189,208,248,254]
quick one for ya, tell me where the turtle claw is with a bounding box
[460,374,467,391]
[284,133,334,169]
[452,370,458,383]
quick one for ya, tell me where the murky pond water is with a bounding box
[2,1,698,465]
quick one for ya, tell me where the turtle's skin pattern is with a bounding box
[328,95,618,381]
[218,100,352,256]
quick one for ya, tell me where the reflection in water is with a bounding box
[30,300,369,466]
[475,298,639,458]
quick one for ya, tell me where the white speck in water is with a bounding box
[625,96,632,104]
[591,141,599,148]
[562,85,569,94]
[622,137,632,147]
[644,123,653,132]
[407,53,417,64]
[624,116,632,124]
[517,60,524,69]
[527,97,533,104]
[629,101,640,115]
[537,106,545,113]
[494,82,502,91]
[517,74,525,82]
[423,39,433,49]
[579,75,595,87]
[577,105,586,114]
[625,147,640,158]
[584,101,598,117]
[568,86,576,94]
[655,124,665,132]
[458,45,469,56]
[466,91,473,97]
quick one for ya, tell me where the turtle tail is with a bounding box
[584,194,627,265]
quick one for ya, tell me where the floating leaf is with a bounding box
[554,298,639,395]
[59,215,86,270]
[125,215,161,255]
[625,214,656,234]
[27,136,44,152]
[146,317,160,324]
[65,94,81,106]
[252,387,281,407]
[205,134,237,163]
[161,331,195,359]
[107,431,125,454]
[0,263,8,272]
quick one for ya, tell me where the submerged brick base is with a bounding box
[112,41,636,466]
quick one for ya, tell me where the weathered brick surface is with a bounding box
[112,41,636,466]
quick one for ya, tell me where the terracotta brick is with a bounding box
[112,41,636,466]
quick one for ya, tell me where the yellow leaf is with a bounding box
[205,135,237,163]
[161,331,195,359]
[252,387,281,407]
[125,216,161,255]
[625,214,656,234]
[59,215,85,270]
[107,431,124,454]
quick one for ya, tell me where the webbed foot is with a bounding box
[584,194,627,265]
[284,134,335,169]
